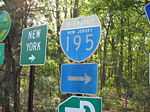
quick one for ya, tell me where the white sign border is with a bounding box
[144,2,150,23]
[57,95,103,112]
[59,15,102,63]
[60,63,99,95]
[20,24,48,66]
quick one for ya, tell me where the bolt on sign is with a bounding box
[0,44,5,64]
[20,24,48,65]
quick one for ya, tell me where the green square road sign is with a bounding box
[20,24,48,65]
[58,96,102,112]
[0,44,5,64]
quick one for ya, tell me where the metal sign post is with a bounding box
[59,15,102,111]
[20,24,48,112]
[27,66,35,112]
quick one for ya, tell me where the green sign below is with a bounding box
[58,96,102,112]
[20,24,48,65]
[0,44,5,64]
[0,11,11,42]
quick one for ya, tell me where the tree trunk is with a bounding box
[56,0,60,37]
[72,0,79,18]
[128,29,132,80]
[2,37,13,112]
[3,0,29,111]
[101,11,111,89]
[116,12,125,97]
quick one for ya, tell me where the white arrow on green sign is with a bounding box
[20,24,48,65]
[0,44,5,64]
[58,96,102,112]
